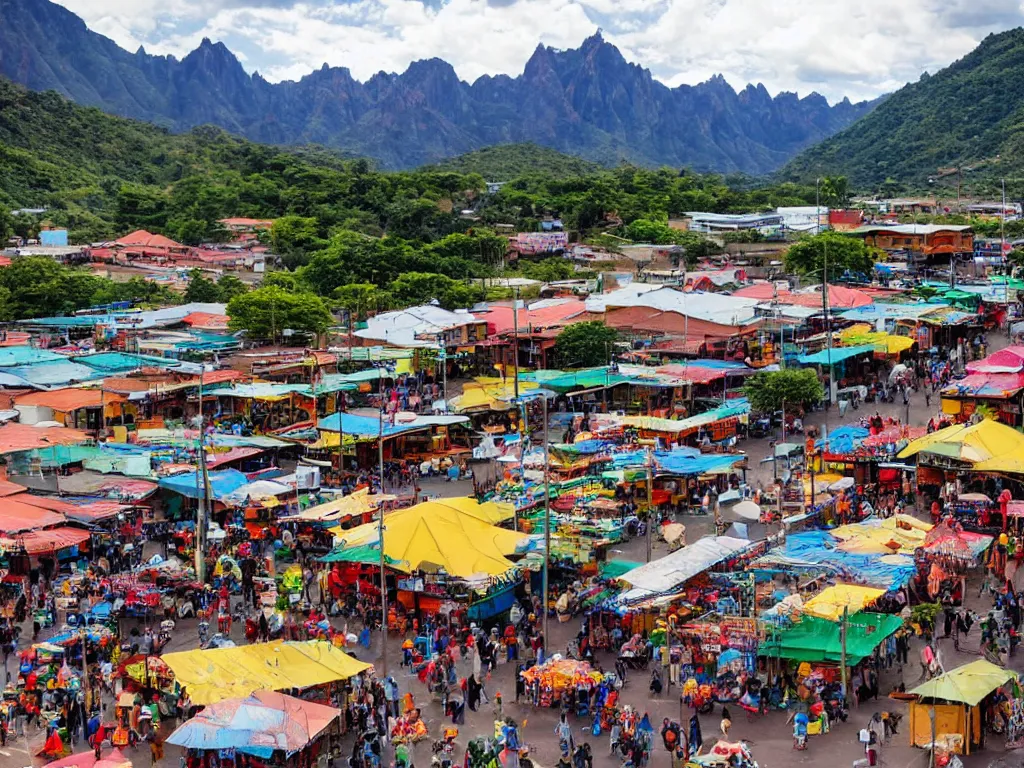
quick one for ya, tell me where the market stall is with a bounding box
[907,659,1017,755]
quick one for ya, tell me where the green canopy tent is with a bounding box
[759,612,904,665]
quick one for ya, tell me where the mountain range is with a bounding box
[784,28,1024,188]
[0,0,876,173]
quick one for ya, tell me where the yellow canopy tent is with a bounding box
[449,378,539,414]
[421,496,516,524]
[907,659,1017,755]
[898,418,1024,464]
[839,326,917,355]
[293,488,390,525]
[830,515,932,555]
[909,659,1017,706]
[803,583,885,620]
[162,640,372,706]
[330,501,527,577]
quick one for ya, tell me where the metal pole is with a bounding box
[541,396,551,654]
[645,446,653,562]
[928,705,937,768]
[378,367,388,676]
[823,238,831,443]
[440,341,448,406]
[196,368,210,583]
[815,178,821,235]
[335,352,344,476]
[1003,179,1009,310]
[512,288,520,400]
[80,626,90,711]
[840,605,850,706]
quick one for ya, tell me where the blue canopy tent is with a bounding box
[158,468,249,501]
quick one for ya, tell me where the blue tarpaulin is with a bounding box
[316,412,427,438]
[654,451,745,476]
[797,345,877,366]
[783,531,917,591]
[818,425,870,455]
[607,448,743,477]
[158,468,249,500]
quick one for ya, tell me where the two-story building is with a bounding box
[847,224,974,264]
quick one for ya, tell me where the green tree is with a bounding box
[518,258,577,283]
[227,287,333,340]
[624,218,678,244]
[270,216,324,268]
[333,283,393,319]
[742,369,825,413]
[784,232,874,277]
[216,274,248,303]
[553,322,618,368]
[0,209,13,243]
[819,176,851,207]
[388,272,484,311]
[0,257,76,317]
[262,272,300,291]
[183,271,222,303]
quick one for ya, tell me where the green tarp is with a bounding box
[321,545,400,566]
[759,612,904,665]
[600,560,643,579]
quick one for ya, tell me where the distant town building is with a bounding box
[685,211,784,234]
[39,229,69,247]
[776,206,828,232]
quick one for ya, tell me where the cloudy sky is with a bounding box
[54,0,1024,103]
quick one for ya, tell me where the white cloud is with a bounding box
[52,0,1024,101]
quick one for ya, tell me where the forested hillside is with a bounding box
[783,28,1024,191]
[0,75,827,326]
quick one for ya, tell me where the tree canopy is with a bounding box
[783,232,875,278]
[226,287,333,341]
[554,322,618,369]
[742,369,825,413]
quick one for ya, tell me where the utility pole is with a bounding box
[378,365,388,676]
[645,446,654,562]
[840,605,850,706]
[512,288,521,400]
[815,178,821,235]
[822,237,832,445]
[196,368,212,583]
[541,396,551,656]
[1003,179,1009,309]
[335,351,344,476]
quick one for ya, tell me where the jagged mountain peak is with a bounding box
[0,0,876,172]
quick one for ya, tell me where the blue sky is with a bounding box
[54,0,1024,102]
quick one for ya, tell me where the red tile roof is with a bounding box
[182,312,230,330]
[11,526,91,554]
[0,423,91,454]
[0,480,27,497]
[0,499,66,534]
[115,230,185,249]
[16,389,126,411]
[477,300,586,335]
[8,494,78,514]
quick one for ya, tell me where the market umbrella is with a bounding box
[828,477,855,492]
[887,364,909,384]
[958,492,991,503]
[730,500,761,520]
[661,523,685,548]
